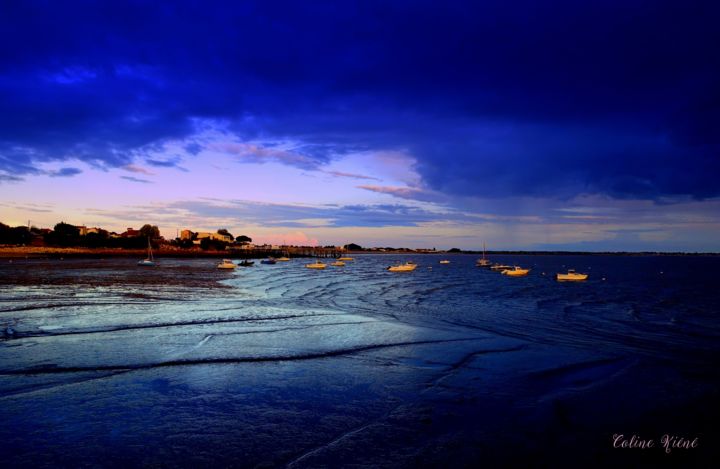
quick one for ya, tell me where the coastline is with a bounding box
[0,246,716,259]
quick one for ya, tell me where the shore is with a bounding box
[0,246,716,258]
[1,255,717,467]
[0,246,330,259]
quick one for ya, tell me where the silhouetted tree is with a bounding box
[217,228,234,240]
[84,230,110,248]
[139,224,160,239]
[46,222,80,246]
[235,235,252,244]
[0,223,31,245]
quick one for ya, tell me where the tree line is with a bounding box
[0,222,254,250]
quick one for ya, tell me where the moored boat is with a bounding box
[490,264,512,271]
[330,261,345,267]
[501,266,530,277]
[261,258,277,265]
[217,259,236,269]
[137,238,156,266]
[556,269,588,281]
[476,241,491,267]
[306,261,327,269]
[276,257,291,262]
[387,262,417,272]
[239,260,254,267]
[439,260,450,264]
[338,257,354,261]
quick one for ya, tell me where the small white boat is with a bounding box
[556,269,588,281]
[217,259,236,269]
[502,266,530,277]
[387,262,417,272]
[137,239,156,266]
[306,262,327,270]
[439,260,450,264]
[338,257,354,261]
[490,264,512,271]
[330,261,345,267]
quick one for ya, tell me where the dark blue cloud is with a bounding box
[145,156,187,171]
[0,0,718,200]
[120,176,152,184]
[48,167,82,177]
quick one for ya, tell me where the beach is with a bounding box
[1,255,718,467]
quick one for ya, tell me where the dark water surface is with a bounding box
[1,255,718,467]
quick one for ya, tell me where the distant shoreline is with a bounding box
[0,246,716,258]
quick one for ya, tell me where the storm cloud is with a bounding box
[1,0,718,201]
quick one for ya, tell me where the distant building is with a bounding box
[78,226,101,236]
[180,229,194,240]
[196,232,233,243]
[120,227,141,238]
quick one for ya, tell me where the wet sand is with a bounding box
[1,256,718,467]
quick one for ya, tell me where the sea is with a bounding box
[0,254,718,467]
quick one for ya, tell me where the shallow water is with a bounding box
[0,255,718,467]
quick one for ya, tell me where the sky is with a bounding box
[1,0,719,251]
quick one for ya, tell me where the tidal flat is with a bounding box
[1,255,718,467]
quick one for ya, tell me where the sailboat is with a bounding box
[476,242,491,267]
[277,246,291,261]
[137,238,156,266]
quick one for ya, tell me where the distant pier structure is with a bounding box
[229,245,344,259]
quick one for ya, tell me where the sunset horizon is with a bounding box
[2,2,719,252]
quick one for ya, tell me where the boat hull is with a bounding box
[556,273,588,281]
[502,269,529,277]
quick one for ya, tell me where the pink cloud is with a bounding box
[211,142,319,169]
[322,170,380,181]
[357,184,445,203]
[122,164,155,175]
[254,231,319,246]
